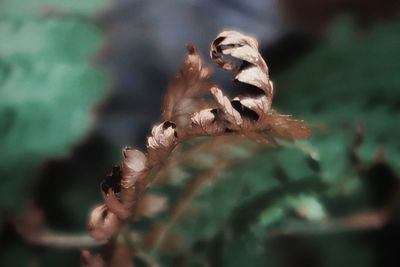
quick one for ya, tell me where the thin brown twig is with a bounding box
[20,231,106,248]
[267,208,392,237]
[18,207,391,248]
[18,229,141,249]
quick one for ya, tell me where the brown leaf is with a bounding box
[191,30,278,136]
[191,109,226,135]
[162,45,213,128]
[210,86,242,127]
[121,147,148,189]
[101,166,122,195]
[120,187,139,214]
[103,189,131,219]
[209,30,274,133]
[102,190,124,218]
[147,121,178,164]
[232,80,274,119]
[86,30,312,252]
[262,113,312,141]
[242,131,278,145]
[88,204,121,240]
[181,44,212,83]
[210,30,273,99]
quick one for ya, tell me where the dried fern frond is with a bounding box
[86,30,310,255]
[162,45,213,129]
[191,30,310,140]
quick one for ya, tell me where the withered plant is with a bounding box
[83,30,311,266]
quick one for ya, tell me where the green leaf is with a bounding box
[275,17,400,176]
[0,0,105,17]
[0,2,107,214]
[229,177,327,237]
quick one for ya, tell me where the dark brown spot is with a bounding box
[186,44,196,54]
[101,165,122,194]
[214,37,226,51]
[163,121,176,129]
[101,208,108,220]
[225,128,236,133]
[231,100,260,121]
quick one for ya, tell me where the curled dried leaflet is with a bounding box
[87,30,310,244]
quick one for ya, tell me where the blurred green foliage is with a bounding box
[0,0,105,17]
[0,0,106,216]
[276,17,400,176]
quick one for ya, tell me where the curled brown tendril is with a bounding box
[87,30,310,247]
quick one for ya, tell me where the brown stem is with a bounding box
[18,229,141,249]
[20,231,106,248]
[268,208,392,237]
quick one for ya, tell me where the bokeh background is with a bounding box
[1,0,400,266]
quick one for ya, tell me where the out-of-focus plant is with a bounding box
[0,0,107,239]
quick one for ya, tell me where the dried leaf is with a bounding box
[210,86,243,127]
[242,131,278,145]
[120,187,139,210]
[191,109,225,135]
[88,204,121,240]
[181,44,212,84]
[147,121,178,164]
[210,30,273,99]
[192,30,311,143]
[99,158,144,219]
[192,30,276,135]
[232,80,274,119]
[103,189,131,220]
[121,147,148,189]
[101,166,122,195]
[162,45,213,128]
[262,113,312,141]
[211,31,273,123]
[87,30,312,252]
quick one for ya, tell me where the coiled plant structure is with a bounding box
[83,30,310,266]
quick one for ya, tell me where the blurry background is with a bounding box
[1,0,400,266]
